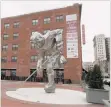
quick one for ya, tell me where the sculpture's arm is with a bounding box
[53,30,67,64]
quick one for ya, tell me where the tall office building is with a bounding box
[93,34,107,61]
[93,34,110,75]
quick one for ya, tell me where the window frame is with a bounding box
[13,33,19,39]
[3,34,9,40]
[1,56,7,63]
[11,56,17,62]
[32,19,38,25]
[13,22,20,28]
[2,44,8,51]
[12,44,19,50]
[56,15,64,22]
[44,17,50,24]
[4,23,10,29]
[31,55,37,62]
[10,70,16,76]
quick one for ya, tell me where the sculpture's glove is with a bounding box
[60,55,67,64]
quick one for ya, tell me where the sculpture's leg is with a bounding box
[44,61,55,93]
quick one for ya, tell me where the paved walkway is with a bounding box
[1,81,104,107]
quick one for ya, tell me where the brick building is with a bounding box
[1,3,82,83]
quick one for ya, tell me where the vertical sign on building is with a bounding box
[82,24,86,45]
[66,14,78,58]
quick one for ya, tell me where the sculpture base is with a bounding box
[6,87,90,105]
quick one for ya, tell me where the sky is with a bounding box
[1,1,110,62]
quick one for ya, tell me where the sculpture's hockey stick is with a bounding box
[24,51,59,82]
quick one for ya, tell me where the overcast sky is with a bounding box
[1,1,110,62]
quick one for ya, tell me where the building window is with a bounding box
[13,33,19,39]
[12,44,18,50]
[3,34,9,40]
[56,15,64,22]
[10,70,16,76]
[1,70,6,76]
[32,19,38,25]
[43,30,50,34]
[44,17,50,24]
[13,22,19,28]
[31,55,37,62]
[11,56,17,62]
[4,23,10,29]
[2,45,8,51]
[31,43,36,49]
[1,57,7,63]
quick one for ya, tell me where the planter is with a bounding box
[103,100,110,107]
[86,87,109,104]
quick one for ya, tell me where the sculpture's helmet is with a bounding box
[30,32,45,48]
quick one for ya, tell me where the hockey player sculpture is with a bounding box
[30,29,67,93]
